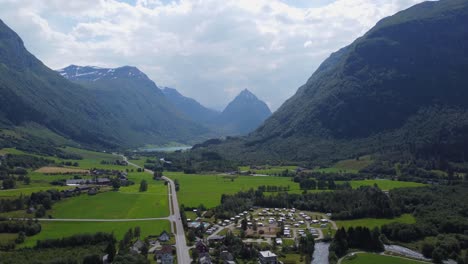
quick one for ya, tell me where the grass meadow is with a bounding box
[50,172,169,219]
[342,253,428,264]
[22,220,171,248]
[166,172,300,208]
[344,180,425,191]
[336,214,416,230]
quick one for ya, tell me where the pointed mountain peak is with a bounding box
[57,65,149,82]
[236,89,259,101]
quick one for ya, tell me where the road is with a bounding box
[121,155,191,264]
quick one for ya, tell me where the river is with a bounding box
[312,242,330,264]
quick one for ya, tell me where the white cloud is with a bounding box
[0,0,427,110]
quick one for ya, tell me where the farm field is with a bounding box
[22,220,171,248]
[59,147,127,170]
[336,214,416,230]
[341,253,428,264]
[166,172,300,208]
[34,166,89,174]
[51,180,169,219]
[166,172,426,208]
[344,180,426,191]
[238,165,297,175]
[0,185,73,199]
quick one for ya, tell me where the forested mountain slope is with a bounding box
[59,65,210,145]
[198,0,468,164]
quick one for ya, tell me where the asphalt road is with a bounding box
[122,155,191,264]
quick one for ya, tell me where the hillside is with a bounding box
[162,87,219,123]
[58,65,210,145]
[198,0,468,164]
[0,19,121,149]
[214,89,272,135]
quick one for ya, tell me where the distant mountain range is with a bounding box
[162,87,271,136]
[58,65,210,146]
[60,65,271,137]
[198,0,468,165]
[161,87,219,124]
[0,16,272,150]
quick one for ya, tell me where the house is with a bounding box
[66,179,86,186]
[154,245,174,264]
[130,240,145,254]
[207,235,225,243]
[96,177,111,185]
[195,241,209,254]
[220,250,234,264]
[259,251,279,264]
[159,230,171,242]
[88,188,98,195]
[199,252,212,264]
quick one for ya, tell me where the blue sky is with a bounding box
[0,0,426,110]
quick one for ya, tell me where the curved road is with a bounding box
[122,155,191,264]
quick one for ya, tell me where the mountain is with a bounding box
[198,0,468,164]
[215,89,272,135]
[0,19,120,148]
[162,87,219,123]
[58,65,209,145]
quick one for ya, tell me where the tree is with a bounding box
[422,242,434,258]
[139,180,148,192]
[106,240,116,262]
[432,247,447,264]
[2,176,15,189]
[15,231,25,244]
[141,242,149,257]
[191,248,199,262]
[83,255,101,264]
[23,176,31,185]
[241,218,248,231]
[153,171,162,180]
[112,178,121,191]
[35,205,46,218]
[174,179,180,191]
[187,230,196,242]
[134,226,141,238]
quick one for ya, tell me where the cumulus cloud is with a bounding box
[0,0,427,110]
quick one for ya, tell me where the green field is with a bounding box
[59,147,127,170]
[50,173,169,219]
[0,233,17,246]
[336,214,416,230]
[166,172,300,208]
[342,253,428,264]
[22,220,171,247]
[167,172,426,208]
[0,185,73,199]
[238,165,297,175]
[345,180,425,191]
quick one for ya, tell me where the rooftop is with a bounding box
[259,251,277,258]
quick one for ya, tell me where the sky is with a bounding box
[0,0,428,111]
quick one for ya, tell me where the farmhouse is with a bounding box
[158,230,170,242]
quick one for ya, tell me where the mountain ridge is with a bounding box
[198,0,468,164]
